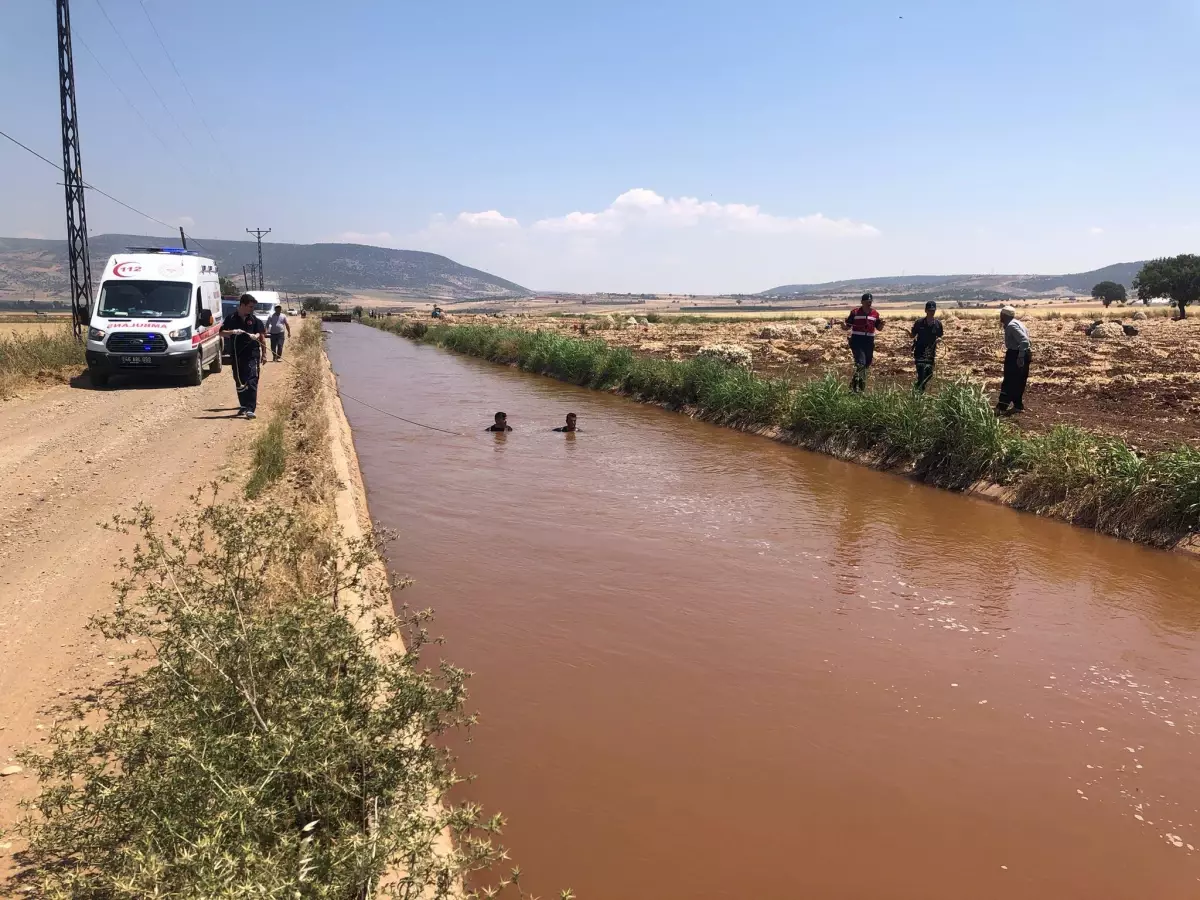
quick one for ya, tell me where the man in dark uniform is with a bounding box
[219,294,267,418]
[910,300,944,392]
[842,292,885,392]
[553,413,579,432]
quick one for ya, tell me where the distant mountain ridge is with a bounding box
[762,262,1146,302]
[0,234,530,300]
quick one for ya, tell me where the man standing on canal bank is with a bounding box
[220,294,267,419]
[996,305,1032,414]
[911,300,943,392]
[843,292,885,392]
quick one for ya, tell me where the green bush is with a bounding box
[13,501,527,899]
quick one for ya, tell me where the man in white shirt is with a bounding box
[996,306,1032,414]
[265,305,291,362]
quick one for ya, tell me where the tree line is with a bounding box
[1093,254,1198,318]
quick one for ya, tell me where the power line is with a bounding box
[137,0,224,156]
[2,126,175,232]
[91,0,194,151]
[70,27,171,153]
[0,128,62,170]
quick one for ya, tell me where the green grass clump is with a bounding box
[918,381,1015,489]
[244,409,287,499]
[0,327,86,397]
[363,318,1200,546]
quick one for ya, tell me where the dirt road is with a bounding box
[0,362,285,848]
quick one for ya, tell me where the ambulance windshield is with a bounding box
[97,280,192,319]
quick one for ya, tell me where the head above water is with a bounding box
[494,412,507,424]
[1000,305,1017,323]
[565,413,577,427]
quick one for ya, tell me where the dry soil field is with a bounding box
[450,307,1200,451]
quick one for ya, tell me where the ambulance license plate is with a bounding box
[121,355,154,366]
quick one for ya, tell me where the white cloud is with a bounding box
[17,230,46,240]
[456,210,519,229]
[403,188,882,292]
[175,216,195,229]
[533,188,880,237]
[1088,226,1104,235]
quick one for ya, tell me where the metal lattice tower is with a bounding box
[57,0,92,340]
[246,228,270,290]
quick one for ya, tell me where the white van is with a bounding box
[243,290,283,319]
[85,248,224,387]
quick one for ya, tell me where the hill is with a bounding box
[761,262,1147,303]
[0,234,530,300]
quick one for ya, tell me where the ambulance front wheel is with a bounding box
[185,353,204,387]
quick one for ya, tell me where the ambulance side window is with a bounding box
[196,287,204,325]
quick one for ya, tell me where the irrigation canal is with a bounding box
[327,323,1200,899]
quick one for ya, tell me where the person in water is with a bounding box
[485,411,512,432]
[554,413,579,432]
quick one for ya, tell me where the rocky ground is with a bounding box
[450,309,1200,451]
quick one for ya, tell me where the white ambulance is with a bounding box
[85,247,225,387]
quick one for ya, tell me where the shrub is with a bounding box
[13,501,513,899]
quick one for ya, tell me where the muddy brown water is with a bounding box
[327,324,1200,899]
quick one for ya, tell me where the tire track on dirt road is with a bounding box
[0,363,285,853]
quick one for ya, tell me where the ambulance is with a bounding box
[85,247,225,388]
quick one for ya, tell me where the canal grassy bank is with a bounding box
[366,317,1200,551]
[3,321,525,898]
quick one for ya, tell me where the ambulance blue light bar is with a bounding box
[122,246,198,255]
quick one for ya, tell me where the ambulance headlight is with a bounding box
[168,326,192,341]
[87,326,106,341]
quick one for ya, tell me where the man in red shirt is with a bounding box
[842,292,885,392]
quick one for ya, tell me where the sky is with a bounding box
[3,0,1200,293]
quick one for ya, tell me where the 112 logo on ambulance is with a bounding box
[112,261,143,278]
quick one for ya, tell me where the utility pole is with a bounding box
[56,0,91,341]
[246,227,270,291]
[242,265,250,291]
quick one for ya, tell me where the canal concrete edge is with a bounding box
[317,344,459,894]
